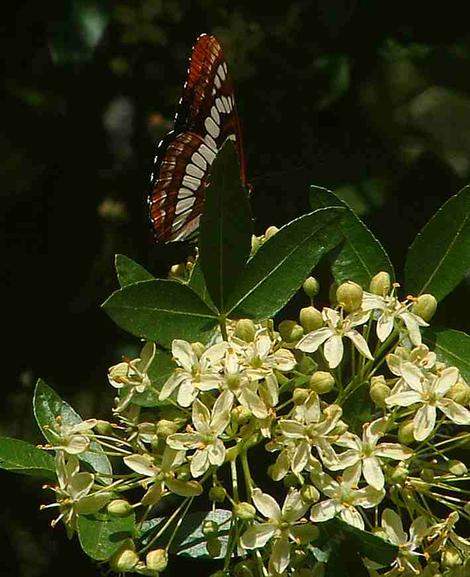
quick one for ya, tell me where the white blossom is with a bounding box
[380,509,427,574]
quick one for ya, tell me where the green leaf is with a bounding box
[78,511,135,561]
[340,382,374,434]
[33,379,112,483]
[226,207,345,319]
[188,259,218,312]
[102,279,219,347]
[423,327,470,382]
[405,185,470,301]
[0,437,56,481]
[199,142,252,312]
[139,509,232,559]
[309,186,394,287]
[115,254,154,288]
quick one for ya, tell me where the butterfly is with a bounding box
[148,33,248,243]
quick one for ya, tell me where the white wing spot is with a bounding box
[222,96,232,113]
[228,134,236,142]
[211,106,220,125]
[175,196,194,215]
[191,151,207,171]
[214,74,221,89]
[182,175,200,191]
[216,98,224,114]
[178,187,194,199]
[204,134,217,150]
[212,87,216,96]
[217,64,226,81]
[199,143,216,164]
[222,62,228,76]
[186,163,204,179]
[205,116,220,139]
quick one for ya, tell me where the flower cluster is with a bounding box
[38,271,470,577]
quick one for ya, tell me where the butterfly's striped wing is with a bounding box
[149,34,247,243]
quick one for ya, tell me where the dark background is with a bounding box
[1,1,470,575]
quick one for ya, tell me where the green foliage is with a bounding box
[226,207,345,319]
[78,510,136,561]
[33,379,112,482]
[199,142,253,312]
[115,254,154,287]
[423,327,470,382]
[309,186,394,287]
[0,437,56,481]
[405,185,470,301]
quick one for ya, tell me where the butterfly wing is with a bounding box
[149,34,247,243]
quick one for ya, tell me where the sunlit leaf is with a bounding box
[115,254,154,288]
[0,437,56,481]
[423,327,470,382]
[78,511,135,561]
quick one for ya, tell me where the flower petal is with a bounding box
[438,398,470,425]
[252,488,281,521]
[172,340,197,372]
[363,456,384,490]
[241,523,276,549]
[296,327,333,353]
[413,404,436,441]
[269,536,291,575]
[324,334,343,369]
[310,499,338,522]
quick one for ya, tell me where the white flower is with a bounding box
[166,391,232,477]
[310,464,385,529]
[124,446,201,505]
[386,345,437,396]
[240,488,309,575]
[159,340,228,407]
[380,509,427,574]
[297,308,372,369]
[279,405,344,473]
[108,342,155,392]
[333,418,413,489]
[385,364,470,441]
[45,418,97,454]
[362,292,428,346]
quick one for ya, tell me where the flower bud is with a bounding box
[369,271,391,296]
[202,520,219,537]
[156,419,179,438]
[191,341,206,358]
[225,445,239,462]
[398,420,415,445]
[107,499,132,517]
[302,277,320,298]
[412,294,437,321]
[110,543,139,572]
[369,376,391,408]
[293,388,310,405]
[278,320,304,343]
[309,371,335,394]
[234,560,255,577]
[420,467,435,483]
[265,225,279,239]
[206,536,222,558]
[447,459,467,476]
[209,486,227,503]
[146,548,168,572]
[94,420,114,435]
[233,502,256,520]
[389,464,409,485]
[231,405,252,425]
[235,319,256,342]
[441,545,462,568]
[283,473,301,488]
[169,263,187,280]
[336,281,363,313]
[299,306,323,332]
[300,484,320,503]
[447,381,470,405]
[293,524,320,544]
[296,355,317,375]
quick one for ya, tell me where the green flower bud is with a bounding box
[169,262,187,280]
[107,499,132,517]
[420,467,435,483]
[447,459,467,476]
[225,445,239,462]
[369,376,391,408]
[234,560,255,577]
[156,419,179,438]
[412,293,437,321]
[302,277,320,298]
[300,484,320,503]
[447,381,470,405]
[389,464,409,485]
[234,319,256,342]
[309,371,335,394]
[296,355,317,375]
[202,520,219,537]
[94,420,114,436]
[441,545,462,568]
[283,472,301,488]
[146,549,168,572]
[293,524,320,544]
[234,502,256,520]
[265,225,279,239]
[299,306,323,332]
[206,536,222,558]
[191,341,206,358]
[209,486,227,503]
[110,543,139,572]
[398,420,415,445]
[336,281,363,313]
[231,405,252,425]
[278,320,304,343]
[293,388,310,405]
[369,271,391,296]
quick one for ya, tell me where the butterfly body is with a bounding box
[149,34,247,243]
